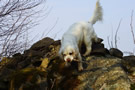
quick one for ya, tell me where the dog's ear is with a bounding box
[74,48,79,56]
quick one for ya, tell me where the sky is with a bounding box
[33,0,135,55]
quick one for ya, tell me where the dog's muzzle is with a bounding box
[66,58,71,62]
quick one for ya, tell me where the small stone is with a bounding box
[109,48,123,58]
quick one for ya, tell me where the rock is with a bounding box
[122,56,135,89]
[23,37,55,61]
[9,68,47,90]
[30,37,54,51]
[17,59,31,69]
[81,38,108,56]
[0,81,7,90]
[109,48,123,58]
[0,67,14,90]
[91,43,109,56]
[0,57,10,69]
[47,56,131,90]
[122,56,135,73]
[0,37,133,90]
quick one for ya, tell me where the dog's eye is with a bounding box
[63,54,66,56]
[69,52,73,55]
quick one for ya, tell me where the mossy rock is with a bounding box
[9,68,47,90]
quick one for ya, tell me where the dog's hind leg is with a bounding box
[92,32,98,43]
[83,36,92,56]
[83,44,92,56]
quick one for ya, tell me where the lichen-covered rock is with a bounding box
[122,56,135,73]
[122,55,135,87]
[0,37,134,90]
[48,56,131,90]
[9,68,47,90]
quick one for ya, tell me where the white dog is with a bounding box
[59,0,103,71]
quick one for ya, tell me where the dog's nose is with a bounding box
[66,58,71,62]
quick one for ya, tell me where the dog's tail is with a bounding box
[89,0,103,25]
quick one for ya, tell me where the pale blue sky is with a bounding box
[33,0,135,55]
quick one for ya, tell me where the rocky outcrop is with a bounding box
[0,37,134,90]
[47,56,130,90]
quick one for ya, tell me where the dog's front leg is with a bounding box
[78,53,83,71]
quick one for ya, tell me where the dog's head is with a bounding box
[59,46,77,62]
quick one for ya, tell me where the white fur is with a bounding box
[59,0,103,71]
